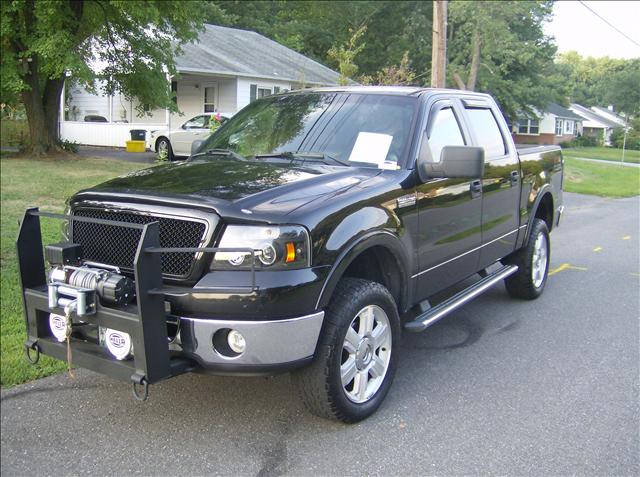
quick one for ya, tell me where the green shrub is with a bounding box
[611,126,640,151]
[58,139,79,153]
[562,135,600,148]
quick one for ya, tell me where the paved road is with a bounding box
[2,192,639,476]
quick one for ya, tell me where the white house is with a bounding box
[512,103,583,145]
[60,24,342,147]
[569,104,622,146]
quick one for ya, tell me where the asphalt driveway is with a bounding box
[1,192,638,476]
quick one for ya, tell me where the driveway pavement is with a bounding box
[1,192,639,476]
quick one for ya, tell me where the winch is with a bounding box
[46,242,135,316]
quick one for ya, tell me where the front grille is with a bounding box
[72,208,208,278]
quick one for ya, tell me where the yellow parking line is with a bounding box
[623,236,631,240]
[630,273,640,277]
[593,246,602,252]
[549,263,587,276]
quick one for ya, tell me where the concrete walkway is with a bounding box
[571,156,640,168]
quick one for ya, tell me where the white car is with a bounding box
[148,113,230,160]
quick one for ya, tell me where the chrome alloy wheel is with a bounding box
[341,305,392,404]
[531,232,548,288]
[157,139,169,153]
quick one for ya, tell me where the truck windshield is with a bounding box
[195,92,418,168]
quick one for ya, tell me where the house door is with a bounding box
[203,83,218,113]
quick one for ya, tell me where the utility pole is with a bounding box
[431,0,448,88]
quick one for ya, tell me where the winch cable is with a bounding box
[63,301,75,378]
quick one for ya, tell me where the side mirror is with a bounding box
[417,144,485,181]
[191,139,205,155]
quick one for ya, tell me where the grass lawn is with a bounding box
[1,155,145,387]
[562,146,640,164]
[564,157,640,197]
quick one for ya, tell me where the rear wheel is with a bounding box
[293,278,400,423]
[156,137,173,161]
[504,218,550,299]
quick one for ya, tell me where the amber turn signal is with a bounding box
[285,242,296,263]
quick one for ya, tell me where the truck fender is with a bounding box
[519,184,554,248]
[315,230,411,312]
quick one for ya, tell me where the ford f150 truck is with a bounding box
[18,87,563,422]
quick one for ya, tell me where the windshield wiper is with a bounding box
[191,148,247,161]
[254,151,350,167]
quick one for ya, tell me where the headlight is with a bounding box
[211,225,310,270]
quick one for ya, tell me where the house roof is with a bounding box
[545,103,584,121]
[591,106,627,126]
[175,24,341,86]
[570,104,621,129]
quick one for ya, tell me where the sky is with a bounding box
[545,0,640,59]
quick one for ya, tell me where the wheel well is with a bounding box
[341,246,404,310]
[535,192,554,231]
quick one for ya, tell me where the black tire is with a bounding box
[156,137,173,161]
[292,278,401,423]
[503,218,550,300]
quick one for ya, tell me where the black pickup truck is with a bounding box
[18,87,563,422]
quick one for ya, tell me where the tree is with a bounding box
[327,25,367,85]
[448,1,562,120]
[0,0,211,154]
[360,51,416,85]
[605,59,640,117]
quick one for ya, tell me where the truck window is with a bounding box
[464,108,506,158]
[427,107,465,162]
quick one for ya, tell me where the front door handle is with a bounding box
[470,179,482,198]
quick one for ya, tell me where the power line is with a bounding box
[578,0,640,48]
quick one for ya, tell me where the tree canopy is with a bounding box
[0,0,210,153]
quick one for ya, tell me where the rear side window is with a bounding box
[465,108,506,158]
[427,107,465,162]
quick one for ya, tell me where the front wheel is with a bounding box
[292,278,400,423]
[503,218,550,299]
[156,137,174,161]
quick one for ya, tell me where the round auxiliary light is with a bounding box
[49,313,69,342]
[104,328,133,360]
[227,329,246,354]
[259,243,277,266]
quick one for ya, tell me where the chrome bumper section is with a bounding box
[179,311,325,368]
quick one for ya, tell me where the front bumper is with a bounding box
[179,312,324,374]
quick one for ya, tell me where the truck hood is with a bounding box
[73,159,382,218]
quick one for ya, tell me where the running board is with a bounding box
[404,265,519,333]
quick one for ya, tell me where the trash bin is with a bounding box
[130,129,146,141]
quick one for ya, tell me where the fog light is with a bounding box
[104,328,132,360]
[49,313,69,342]
[227,329,246,354]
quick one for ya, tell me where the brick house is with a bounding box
[512,103,583,145]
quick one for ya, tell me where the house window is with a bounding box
[517,119,539,135]
[564,120,574,135]
[257,87,272,98]
[555,119,563,136]
[204,85,217,112]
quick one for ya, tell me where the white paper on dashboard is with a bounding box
[348,132,393,165]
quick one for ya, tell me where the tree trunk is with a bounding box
[466,26,481,91]
[20,64,63,154]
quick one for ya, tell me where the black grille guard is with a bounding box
[16,208,256,389]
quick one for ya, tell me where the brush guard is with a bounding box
[17,208,257,399]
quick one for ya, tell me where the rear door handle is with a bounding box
[510,170,520,186]
[470,179,482,198]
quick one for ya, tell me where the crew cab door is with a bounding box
[172,115,211,156]
[461,100,521,268]
[415,100,483,299]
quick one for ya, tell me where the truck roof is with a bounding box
[300,85,492,99]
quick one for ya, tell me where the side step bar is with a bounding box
[404,265,519,333]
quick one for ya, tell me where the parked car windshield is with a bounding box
[195,92,419,168]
